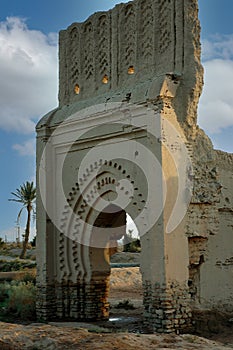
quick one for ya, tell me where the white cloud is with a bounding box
[0,18,231,150]
[198,35,233,136]
[0,17,58,134]
[202,34,233,61]
[12,138,35,156]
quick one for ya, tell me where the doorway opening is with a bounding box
[90,207,143,331]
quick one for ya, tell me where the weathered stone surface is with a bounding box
[36,0,233,334]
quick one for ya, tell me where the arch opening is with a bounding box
[89,205,143,327]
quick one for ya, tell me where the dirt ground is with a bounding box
[1,267,233,349]
[109,267,233,345]
[1,252,233,349]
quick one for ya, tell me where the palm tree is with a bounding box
[9,181,36,259]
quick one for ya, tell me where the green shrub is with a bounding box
[8,281,36,319]
[123,230,141,253]
[123,238,141,253]
[0,282,11,302]
[0,259,36,272]
[0,281,36,320]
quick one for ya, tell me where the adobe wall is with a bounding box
[196,151,233,311]
[36,0,233,333]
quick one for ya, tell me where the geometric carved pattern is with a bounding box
[58,159,146,281]
[83,22,94,81]
[69,26,80,89]
[96,15,110,78]
[122,4,136,70]
[159,0,172,53]
[59,0,181,104]
[140,0,154,65]
[59,182,81,277]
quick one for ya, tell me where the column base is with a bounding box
[143,281,193,333]
[36,277,110,321]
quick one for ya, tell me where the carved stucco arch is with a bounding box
[57,159,145,284]
[36,0,227,332]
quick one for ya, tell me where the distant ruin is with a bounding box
[36,0,233,333]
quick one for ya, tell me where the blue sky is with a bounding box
[0,0,232,240]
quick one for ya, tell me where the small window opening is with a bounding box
[74,84,80,94]
[102,74,109,84]
[128,66,135,75]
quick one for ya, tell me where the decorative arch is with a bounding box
[57,159,145,286]
[36,0,209,333]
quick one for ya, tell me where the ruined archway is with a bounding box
[36,98,192,332]
[36,0,233,333]
[54,158,147,321]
